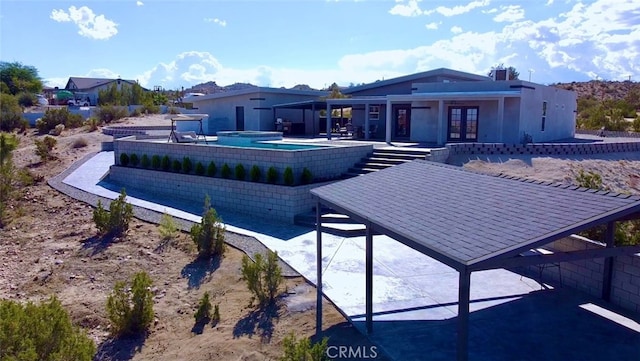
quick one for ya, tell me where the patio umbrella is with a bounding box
[55,90,74,100]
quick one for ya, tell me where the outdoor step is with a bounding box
[354,162,394,170]
[373,149,431,157]
[371,152,427,160]
[365,157,408,165]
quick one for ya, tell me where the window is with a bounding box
[541,101,547,131]
[369,105,380,120]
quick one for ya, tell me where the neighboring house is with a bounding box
[186,87,328,135]
[64,77,142,105]
[326,68,577,144]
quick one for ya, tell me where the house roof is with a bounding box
[65,77,138,91]
[188,87,328,103]
[311,160,640,271]
[342,68,491,95]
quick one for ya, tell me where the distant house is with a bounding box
[64,77,143,105]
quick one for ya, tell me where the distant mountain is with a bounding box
[554,80,640,102]
[184,81,319,94]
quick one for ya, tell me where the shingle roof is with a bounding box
[66,77,138,91]
[310,160,640,269]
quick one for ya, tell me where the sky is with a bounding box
[0,0,638,90]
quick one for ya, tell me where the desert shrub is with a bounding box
[151,155,161,169]
[168,106,180,114]
[158,211,179,241]
[250,165,261,182]
[130,153,139,167]
[194,292,212,323]
[129,107,142,117]
[280,332,329,361]
[207,161,217,177]
[283,167,294,186]
[300,168,313,185]
[16,91,36,107]
[190,195,226,259]
[93,189,133,237]
[241,250,283,306]
[235,164,246,180]
[161,155,170,171]
[37,108,84,133]
[106,271,154,337]
[120,153,130,166]
[212,304,220,325]
[182,156,193,174]
[95,105,128,123]
[633,116,640,133]
[0,132,18,227]
[139,100,160,114]
[85,117,101,131]
[172,159,181,172]
[266,166,278,184]
[195,162,205,175]
[72,137,88,148]
[49,123,65,136]
[34,135,57,162]
[221,163,231,179]
[575,168,604,190]
[1,93,27,131]
[0,297,96,361]
[141,154,150,168]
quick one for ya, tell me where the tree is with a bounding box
[488,64,519,80]
[0,61,43,95]
[93,189,134,237]
[241,250,283,306]
[106,271,154,336]
[0,93,26,132]
[190,195,226,258]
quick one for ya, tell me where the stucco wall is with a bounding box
[518,86,576,143]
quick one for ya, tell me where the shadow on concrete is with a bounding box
[233,302,280,343]
[180,256,221,289]
[95,334,146,361]
[351,288,640,361]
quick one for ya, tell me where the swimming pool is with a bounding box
[213,130,324,150]
[216,141,326,150]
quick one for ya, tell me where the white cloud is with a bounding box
[451,26,463,34]
[425,22,439,30]
[425,0,490,17]
[389,0,423,17]
[204,18,227,27]
[49,6,118,40]
[136,1,144,6]
[493,5,525,23]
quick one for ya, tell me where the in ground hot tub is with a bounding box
[216,131,283,146]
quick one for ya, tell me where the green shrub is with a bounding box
[250,165,261,182]
[141,154,150,168]
[130,153,139,167]
[190,195,226,259]
[0,93,27,132]
[161,155,170,171]
[37,108,84,133]
[195,162,205,176]
[575,168,604,190]
[34,135,57,162]
[212,304,220,325]
[194,292,212,323]
[633,116,640,133]
[235,164,246,180]
[168,106,180,114]
[72,137,88,148]
[95,105,128,123]
[140,100,160,114]
[106,271,154,337]
[159,211,179,241]
[17,92,36,107]
[0,297,96,361]
[283,167,294,186]
[172,159,181,172]
[300,168,313,185]
[266,166,278,184]
[241,250,283,306]
[0,133,19,226]
[85,117,101,131]
[93,189,133,237]
[50,123,65,136]
[120,153,130,166]
[129,107,142,117]
[280,332,329,361]
[207,161,217,177]
[221,163,231,179]
[151,155,161,169]
[182,156,193,174]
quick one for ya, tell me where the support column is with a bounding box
[602,221,615,301]
[385,100,392,144]
[364,103,370,140]
[326,104,332,140]
[365,222,373,334]
[315,201,323,336]
[437,100,445,145]
[312,103,316,136]
[497,97,504,142]
[457,269,471,361]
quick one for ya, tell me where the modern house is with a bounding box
[64,77,142,105]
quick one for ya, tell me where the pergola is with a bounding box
[310,160,640,361]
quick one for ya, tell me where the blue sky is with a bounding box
[1,0,638,90]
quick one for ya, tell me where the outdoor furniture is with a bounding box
[368,124,378,138]
[339,123,355,137]
[170,131,199,143]
[520,248,563,286]
[168,115,207,144]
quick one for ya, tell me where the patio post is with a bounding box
[602,221,615,301]
[457,269,471,361]
[364,103,370,140]
[326,104,332,140]
[365,221,374,334]
[385,99,392,144]
[497,97,504,141]
[437,100,445,145]
[316,201,323,336]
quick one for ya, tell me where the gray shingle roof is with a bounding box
[311,160,640,269]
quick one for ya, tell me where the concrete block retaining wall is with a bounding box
[521,235,640,313]
[447,141,640,157]
[576,129,640,139]
[109,166,331,223]
[113,136,372,182]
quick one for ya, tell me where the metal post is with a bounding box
[457,269,471,361]
[366,222,373,334]
[316,201,323,336]
[326,104,332,140]
[385,100,392,144]
[602,221,615,301]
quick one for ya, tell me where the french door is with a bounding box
[448,106,478,142]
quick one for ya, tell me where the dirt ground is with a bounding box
[0,114,383,361]
[2,113,639,360]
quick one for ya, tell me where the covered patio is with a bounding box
[311,160,640,360]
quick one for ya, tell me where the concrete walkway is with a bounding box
[63,152,640,361]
